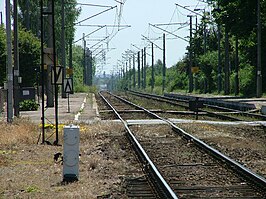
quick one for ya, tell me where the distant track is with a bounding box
[127,90,266,122]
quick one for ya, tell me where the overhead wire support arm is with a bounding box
[90,36,110,49]
[141,34,163,51]
[94,49,106,58]
[153,22,188,26]
[131,44,151,57]
[175,3,204,17]
[76,3,113,8]
[73,26,105,44]
[74,6,117,26]
[75,24,131,28]
[149,23,189,42]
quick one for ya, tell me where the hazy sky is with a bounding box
[0,0,211,75]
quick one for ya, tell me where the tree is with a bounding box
[71,45,84,91]
[18,0,81,64]
[214,0,266,94]
[19,29,41,87]
[198,51,218,93]
[0,26,6,85]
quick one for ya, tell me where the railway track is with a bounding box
[98,91,266,198]
[127,90,266,122]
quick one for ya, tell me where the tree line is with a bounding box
[0,0,88,91]
[116,0,265,97]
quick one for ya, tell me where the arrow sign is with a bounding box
[64,78,73,93]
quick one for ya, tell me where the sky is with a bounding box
[74,0,211,75]
[0,0,212,75]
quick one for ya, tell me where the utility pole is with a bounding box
[188,15,193,93]
[141,49,144,89]
[61,0,67,98]
[133,54,136,89]
[217,19,222,93]
[13,0,20,117]
[0,12,3,25]
[41,0,45,143]
[235,36,239,96]
[83,33,86,85]
[88,49,93,86]
[6,0,13,122]
[125,61,128,89]
[257,0,262,98]
[51,0,59,145]
[69,39,74,94]
[151,43,155,92]
[144,47,146,89]
[224,26,230,95]
[162,33,166,93]
[137,51,140,89]
[203,12,207,93]
[46,0,54,107]
[129,58,132,89]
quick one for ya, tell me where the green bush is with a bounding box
[239,63,256,96]
[19,100,39,111]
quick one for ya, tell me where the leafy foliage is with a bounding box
[239,63,256,96]
[19,100,39,111]
[19,29,41,87]
[17,0,81,66]
[0,26,6,85]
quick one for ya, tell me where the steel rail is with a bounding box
[98,91,178,199]
[163,92,266,120]
[128,90,243,121]
[129,89,266,121]
[108,91,266,192]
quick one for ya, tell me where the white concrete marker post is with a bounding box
[63,125,80,182]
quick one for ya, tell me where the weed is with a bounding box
[26,185,40,193]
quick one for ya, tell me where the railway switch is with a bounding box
[63,125,80,182]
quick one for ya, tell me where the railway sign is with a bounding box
[191,67,199,74]
[189,97,204,120]
[189,97,204,111]
[64,78,73,94]
[51,65,63,85]
[66,68,73,75]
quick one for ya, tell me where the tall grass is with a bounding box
[0,118,39,146]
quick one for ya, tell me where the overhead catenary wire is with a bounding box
[149,23,189,42]
[73,26,105,44]
[175,3,204,17]
[74,6,117,26]
[141,34,163,51]
[153,22,188,26]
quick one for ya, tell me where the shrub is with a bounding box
[19,100,39,111]
[239,63,256,96]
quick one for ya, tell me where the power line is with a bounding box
[73,26,105,44]
[75,24,131,27]
[153,22,188,26]
[76,3,113,8]
[149,23,189,42]
[74,6,117,26]
[175,3,204,17]
[141,34,163,51]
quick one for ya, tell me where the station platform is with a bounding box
[0,93,99,124]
